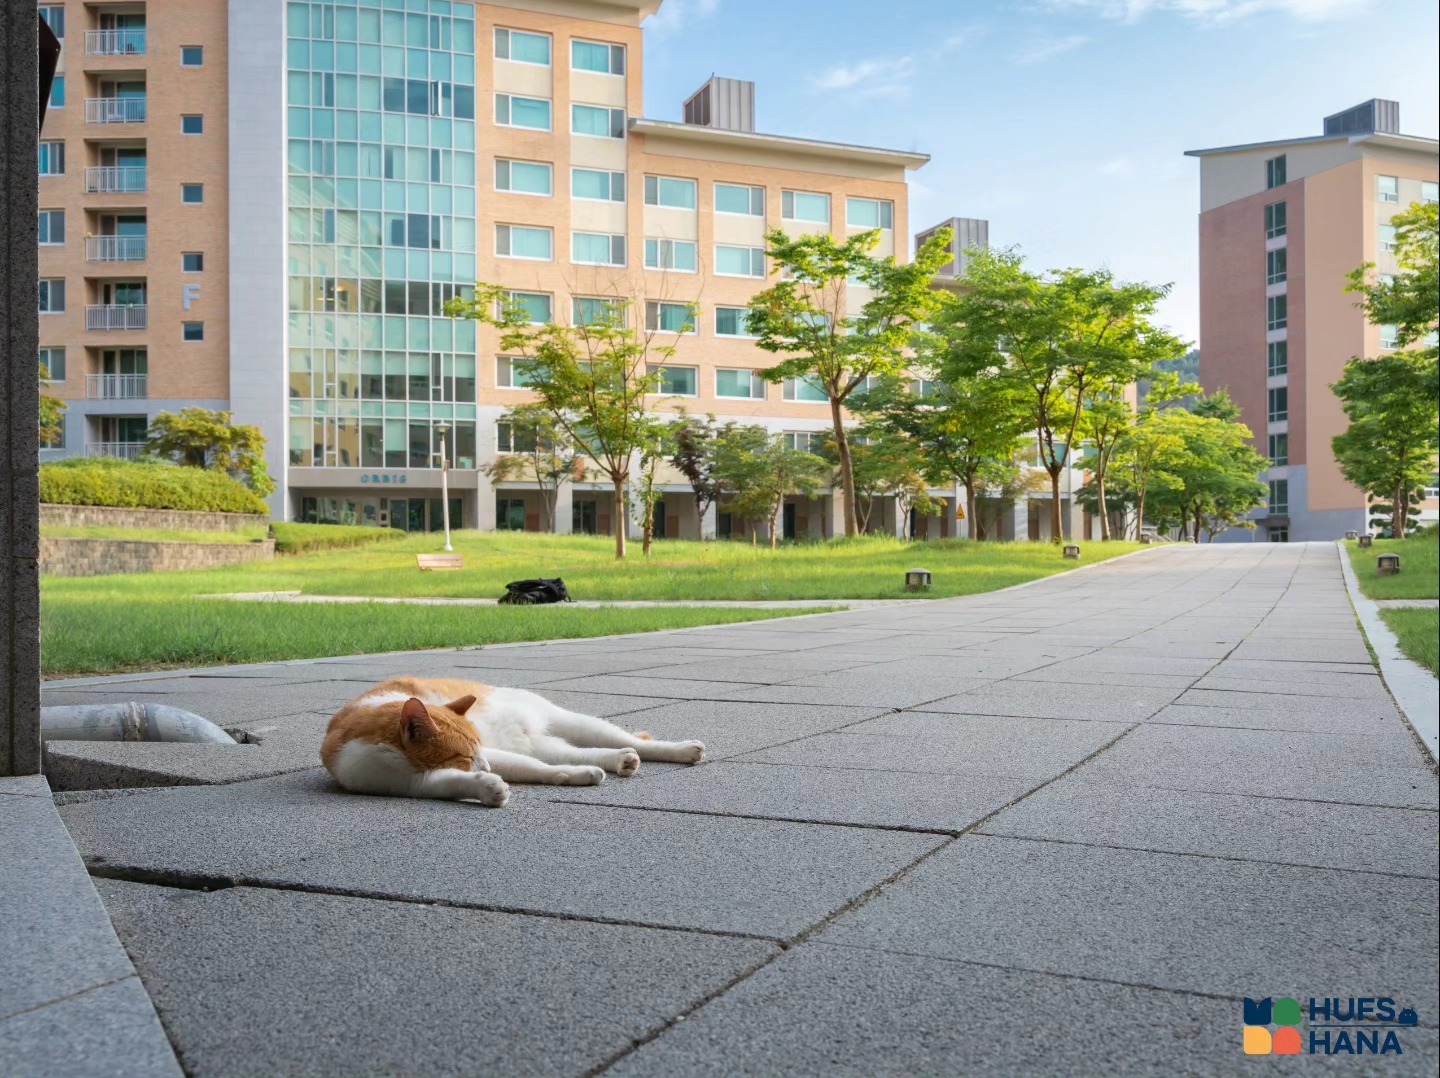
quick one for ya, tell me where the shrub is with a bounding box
[39,458,268,515]
[270,522,407,555]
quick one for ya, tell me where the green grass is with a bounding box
[1344,532,1440,600]
[1381,608,1439,676]
[270,522,408,554]
[41,524,269,544]
[40,533,1147,678]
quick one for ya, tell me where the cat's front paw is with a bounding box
[614,748,641,777]
[549,765,605,786]
[471,772,510,808]
[675,740,705,764]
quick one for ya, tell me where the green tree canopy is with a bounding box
[145,408,274,498]
[709,424,828,547]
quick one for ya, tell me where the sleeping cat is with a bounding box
[321,677,705,807]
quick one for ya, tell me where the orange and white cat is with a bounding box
[321,677,705,807]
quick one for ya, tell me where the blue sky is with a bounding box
[640,0,1439,345]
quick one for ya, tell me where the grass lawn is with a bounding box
[1344,533,1439,600]
[41,524,270,544]
[41,533,1147,678]
[1381,608,1439,676]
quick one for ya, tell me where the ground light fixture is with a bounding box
[1345,530,1359,540]
[1063,544,1081,560]
[1359,534,1375,548]
[1377,552,1401,576]
[435,422,453,553]
[905,568,933,592]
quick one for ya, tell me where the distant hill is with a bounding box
[1138,349,1200,407]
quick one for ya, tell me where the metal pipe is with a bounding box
[40,703,237,744]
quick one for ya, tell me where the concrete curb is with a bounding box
[1336,541,1439,762]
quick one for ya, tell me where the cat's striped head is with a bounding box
[395,694,484,773]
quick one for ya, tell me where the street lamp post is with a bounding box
[435,422,453,552]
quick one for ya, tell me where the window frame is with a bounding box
[182,321,205,343]
[495,355,535,390]
[181,114,204,136]
[494,158,554,198]
[493,27,553,67]
[180,45,204,67]
[714,244,766,279]
[1267,386,1288,423]
[571,167,625,203]
[1267,340,1288,376]
[1264,201,1286,239]
[181,183,205,205]
[643,175,698,210]
[494,93,552,132]
[571,231,626,268]
[1379,324,1399,350]
[1376,175,1399,203]
[783,375,830,403]
[1265,155,1287,190]
[846,196,894,229]
[495,223,555,262]
[38,141,65,177]
[643,238,697,274]
[1423,181,1439,206]
[1378,224,1398,253]
[1266,247,1286,285]
[1268,478,1289,515]
[645,301,697,335]
[781,190,831,225]
[647,364,699,398]
[714,367,767,400]
[39,346,66,382]
[506,290,553,326]
[1268,432,1288,465]
[571,103,626,140]
[38,209,65,246]
[38,278,65,314]
[1266,294,1287,331]
[571,39,625,76]
[714,182,765,217]
[572,296,624,327]
[714,306,759,339]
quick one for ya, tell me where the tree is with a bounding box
[630,421,674,556]
[1346,201,1438,350]
[1144,392,1268,541]
[146,408,274,497]
[447,287,677,559]
[39,362,66,447]
[1076,389,1130,540]
[709,424,828,547]
[939,249,1186,543]
[482,406,586,533]
[669,413,723,538]
[1106,373,1195,538]
[746,227,954,538]
[817,425,942,536]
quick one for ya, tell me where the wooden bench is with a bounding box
[416,553,464,571]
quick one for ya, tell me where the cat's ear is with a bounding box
[446,694,477,716]
[400,698,436,742]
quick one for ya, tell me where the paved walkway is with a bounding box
[39,544,1440,1075]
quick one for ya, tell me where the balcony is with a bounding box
[86,304,148,331]
[85,29,147,56]
[85,166,147,194]
[86,235,147,262]
[86,374,148,400]
[86,442,147,461]
[85,97,146,124]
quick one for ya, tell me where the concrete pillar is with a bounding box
[700,501,717,541]
[953,493,971,540]
[2,6,41,775]
[826,492,845,538]
[1009,500,1029,543]
[552,482,573,534]
[474,470,496,531]
[891,498,907,539]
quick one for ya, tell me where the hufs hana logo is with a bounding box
[1244,996,1420,1057]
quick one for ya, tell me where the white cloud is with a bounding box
[812,55,918,99]
[646,0,722,38]
[1047,0,1372,24]
[1013,34,1091,64]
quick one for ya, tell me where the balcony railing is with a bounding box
[85,97,147,124]
[85,235,147,262]
[86,304,148,331]
[86,374,148,400]
[85,29,147,56]
[86,442,147,461]
[85,166,147,194]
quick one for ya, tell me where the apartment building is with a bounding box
[1187,99,1439,541]
[40,0,953,541]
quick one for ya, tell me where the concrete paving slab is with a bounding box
[1007,668,1200,689]
[913,680,1180,722]
[1148,701,1410,736]
[579,760,1036,833]
[1175,687,1407,722]
[1192,673,1392,699]
[1230,639,1375,664]
[818,835,1440,1016]
[0,978,183,1078]
[586,699,893,758]
[981,776,1440,877]
[621,655,866,684]
[527,689,683,718]
[99,885,776,1078]
[537,673,757,698]
[720,678,996,709]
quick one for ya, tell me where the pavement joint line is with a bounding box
[1107,781,1440,812]
[548,798,966,838]
[1146,717,1416,737]
[968,831,1440,882]
[0,974,142,1025]
[680,755,1076,784]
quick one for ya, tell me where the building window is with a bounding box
[40,347,66,381]
[39,5,64,39]
[495,356,535,389]
[38,141,64,176]
[572,167,624,202]
[782,190,831,224]
[1378,224,1397,253]
[645,301,696,334]
[1268,386,1288,423]
[644,176,697,209]
[182,322,205,342]
[49,75,64,109]
[1267,340,1288,376]
[1268,527,1288,543]
[183,252,204,273]
[1264,201,1286,239]
[1377,175,1399,203]
[495,159,553,197]
[572,232,626,267]
[783,375,829,403]
[785,431,823,453]
[507,291,552,325]
[1266,248,1286,285]
[38,209,65,246]
[1268,433,1288,465]
[644,238,697,273]
[40,414,65,450]
[181,45,204,67]
[1265,155,1286,189]
[495,497,527,530]
[716,368,766,399]
[846,197,894,229]
[715,183,765,216]
[572,104,625,139]
[494,94,551,131]
[1424,181,1439,206]
[572,39,625,75]
[573,296,623,326]
[1266,295,1287,331]
[715,245,766,278]
[495,224,553,261]
[649,364,698,396]
[715,306,758,338]
[181,114,204,135]
[1380,324,1399,350]
[494,28,551,66]
[38,279,65,314]
[1268,478,1289,515]
[181,184,204,204]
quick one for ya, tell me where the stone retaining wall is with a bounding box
[40,538,276,578]
[40,504,270,533]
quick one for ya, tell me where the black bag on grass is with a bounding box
[499,578,572,605]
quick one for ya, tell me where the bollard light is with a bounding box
[1345,530,1358,541]
[905,568,933,592]
[1063,544,1081,560]
[1358,535,1374,549]
[1377,553,1401,576]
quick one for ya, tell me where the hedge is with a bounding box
[270,522,407,555]
[39,458,269,515]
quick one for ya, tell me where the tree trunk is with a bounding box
[830,398,858,537]
[642,512,653,557]
[1049,467,1064,544]
[1096,468,1111,541]
[964,474,979,542]
[1134,490,1147,541]
[769,504,780,549]
[540,486,555,533]
[612,478,627,559]
[1393,477,1407,536]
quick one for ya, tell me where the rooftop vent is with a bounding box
[916,217,989,278]
[1323,99,1399,137]
[683,76,755,133]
